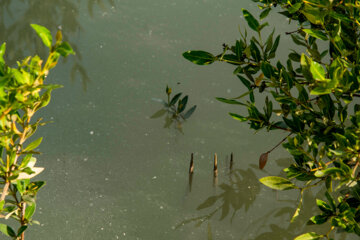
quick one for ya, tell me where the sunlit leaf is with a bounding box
[303,29,328,41]
[0,224,16,237]
[259,176,298,190]
[294,232,322,240]
[30,24,52,48]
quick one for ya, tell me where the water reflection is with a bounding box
[0,0,113,90]
[177,167,260,228]
[177,157,352,239]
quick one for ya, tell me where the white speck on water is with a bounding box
[90,131,94,135]
[116,235,119,239]
[101,227,104,230]
[160,206,164,210]
[201,155,204,159]
[152,176,157,179]
[227,89,231,93]
[248,186,251,189]
[144,133,148,136]
[83,158,88,162]
[89,203,94,207]
[57,158,60,162]
[123,233,126,236]
[105,178,109,181]
[100,44,103,49]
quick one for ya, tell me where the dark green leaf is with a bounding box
[260,8,271,20]
[0,224,16,237]
[183,51,215,65]
[229,113,247,122]
[216,97,246,106]
[55,42,75,57]
[17,226,27,237]
[288,2,302,14]
[170,93,182,106]
[242,9,259,31]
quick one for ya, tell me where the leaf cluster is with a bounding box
[183,0,360,238]
[0,24,73,239]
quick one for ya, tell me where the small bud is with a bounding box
[56,30,62,43]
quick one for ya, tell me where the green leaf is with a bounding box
[259,176,298,190]
[30,24,52,48]
[25,203,36,220]
[216,97,246,106]
[0,224,16,237]
[269,35,280,58]
[316,199,332,213]
[169,93,182,106]
[242,9,259,32]
[17,226,27,237]
[0,43,5,64]
[55,42,75,57]
[308,214,329,225]
[183,51,215,65]
[229,113,247,122]
[24,137,43,152]
[291,191,304,222]
[294,232,322,240]
[310,62,325,81]
[325,191,336,212]
[260,8,271,20]
[303,29,328,41]
[288,2,302,14]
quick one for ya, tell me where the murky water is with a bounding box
[0,0,358,239]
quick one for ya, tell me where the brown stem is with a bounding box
[285,29,301,35]
[268,133,292,154]
[20,202,26,240]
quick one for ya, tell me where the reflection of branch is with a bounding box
[175,206,221,229]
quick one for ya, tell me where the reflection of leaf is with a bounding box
[163,116,173,128]
[71,63,90,91]
[197,196,218,210]
[183,105,196,119]
[220,201,230,220]
[207,223,213,240]
[150,109,167,119]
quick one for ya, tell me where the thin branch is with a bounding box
[267,133,292,154]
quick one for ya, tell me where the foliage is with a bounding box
[0,24,73,239]
[151,86,196,132]
[183,0,360,238]
[164,85,197,120]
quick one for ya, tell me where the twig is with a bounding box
[267,133,292,154]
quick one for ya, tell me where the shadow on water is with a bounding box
[177,157,354,240]
[150,107,187,134]
[0,0,114,91]
[176,167,261,228]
